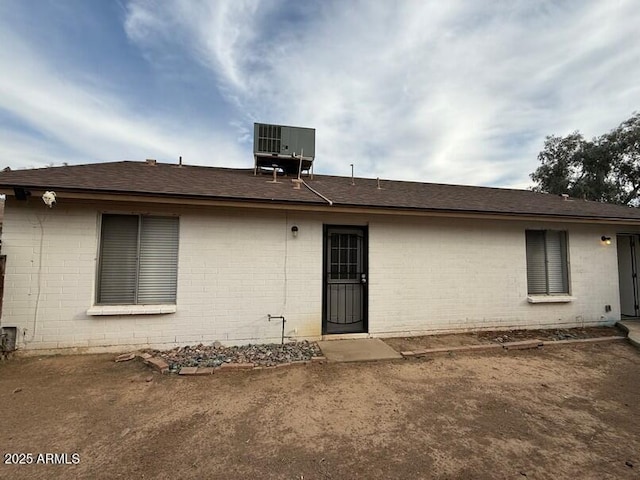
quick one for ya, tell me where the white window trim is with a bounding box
[86,305,177,316]
[526,295,576,304]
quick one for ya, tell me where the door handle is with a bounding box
[361,273,367,284]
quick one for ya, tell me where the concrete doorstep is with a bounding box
[316,338,403,363]
[617,320,640,348]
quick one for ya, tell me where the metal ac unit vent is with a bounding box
[257,124,282,154]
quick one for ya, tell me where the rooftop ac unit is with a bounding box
[254,123,315,158]
[253,123,315,176]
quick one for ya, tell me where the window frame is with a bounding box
[525,229,570,296]
[96,213,179,306]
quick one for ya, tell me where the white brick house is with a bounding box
[0,160,639,353]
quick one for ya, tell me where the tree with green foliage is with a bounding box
[530,112,640,205]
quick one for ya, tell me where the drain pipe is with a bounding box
[268,314,287,344]
[301,180,333,206]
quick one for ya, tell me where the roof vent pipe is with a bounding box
[297,149,304,180]
[268,165,280,183]
[179,156,183,167]
[350,164,355,185]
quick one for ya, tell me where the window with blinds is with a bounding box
[97,214,179,304]
[525,230,569,295]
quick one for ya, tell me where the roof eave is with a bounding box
[2,186,640,225]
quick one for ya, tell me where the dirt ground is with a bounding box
[1,341,639,479]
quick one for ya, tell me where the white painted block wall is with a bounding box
[0,198,624,352]
[368,216,621,336]
[0,199,327,351]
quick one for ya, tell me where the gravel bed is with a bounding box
[154,340,322,373]
[480,327,622,344]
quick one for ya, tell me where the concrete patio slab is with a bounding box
[617,320,640,348]
[317,338,402,363]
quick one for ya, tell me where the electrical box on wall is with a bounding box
[1,326,17,352]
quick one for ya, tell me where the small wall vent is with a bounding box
[253,123,315,176]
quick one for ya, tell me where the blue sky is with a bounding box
[1,0,639,189]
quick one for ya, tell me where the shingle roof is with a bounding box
[1,160,640,221]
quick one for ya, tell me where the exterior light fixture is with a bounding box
[291,225,299,238]
[601,236,612,245]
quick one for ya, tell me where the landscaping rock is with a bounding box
[145,357,169,374]
[502,340,543,350]
[154,340,322,373]
[115,353,136,363]
[195,367,214,375]
[179,367,198,375]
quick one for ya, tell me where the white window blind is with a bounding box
[526,230,568,295]
[97,214,179,304]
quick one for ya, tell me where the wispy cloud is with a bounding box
[1,0,639,188]
[0,3,245,170]
[122,0,640,187]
